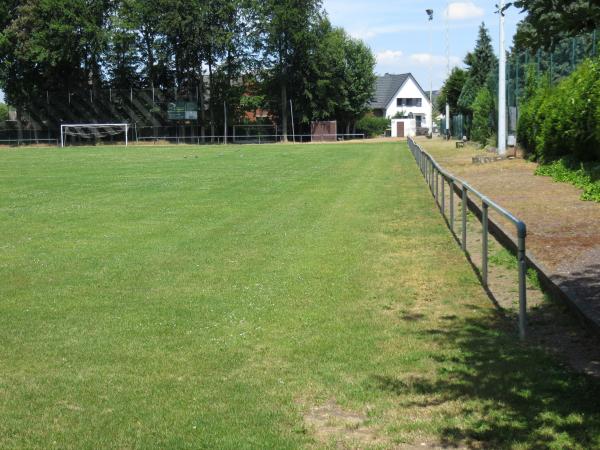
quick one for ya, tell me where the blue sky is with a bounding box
[323,0,521,90]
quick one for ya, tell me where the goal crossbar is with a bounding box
[60,123,129,147]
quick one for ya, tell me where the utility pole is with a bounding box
[445,0,451,139]
[426,9,434,137]
[498,1,508,155]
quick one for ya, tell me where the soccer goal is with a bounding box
[60,123,129,147]
[232,124,278,144]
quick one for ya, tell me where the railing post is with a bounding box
[435,169,439,204]
[517,223,528,340]
[449,180,455,231]
[461,185,468,252]
[441,175,446,216]
[429,160,433,190]
[482,202,489,286]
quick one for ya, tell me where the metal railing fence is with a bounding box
[407,137,528,339]
[0,130,365,147]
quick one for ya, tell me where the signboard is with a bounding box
[168,101,198,121]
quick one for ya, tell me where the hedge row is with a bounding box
[518,58,600,162]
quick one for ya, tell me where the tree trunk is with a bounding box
[281,82,288,142]
[199,75,206,143]
[208,61,214,142]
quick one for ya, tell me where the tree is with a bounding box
[0,102,7,122]
[258,0,324,141]
[436,67,468,115]
[303,21,376,132]
[336,31,376,133]
[457,23,497,114]
[513,0,600,51]
[1,0,111,103]
[470,87,495,146]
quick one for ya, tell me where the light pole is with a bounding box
[497,1,510,155]
[445,0,451,139]
[426,9,434,137]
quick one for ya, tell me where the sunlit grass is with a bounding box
[1,142,599,449]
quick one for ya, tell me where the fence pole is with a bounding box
[515,54,520,106]
[461,185,468,252]
[482,203,489,286]
[435,169,439,204]
[441,175,445,216]
[594,29,597,57]
[429,159,432,189]
[449,180,455,232]
[517,225,528,340]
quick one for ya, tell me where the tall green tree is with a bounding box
[513,0,600,50]
[336,31,376,133]
[1,0,111,101]
[258,0,323,141]
[436,67,468,115]
[458,23,497,114]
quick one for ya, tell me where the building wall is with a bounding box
[384,78,432,130]
[391,118,416,138]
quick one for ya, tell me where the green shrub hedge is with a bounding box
[470,87,495,146]
[518,58,600,162]
[356,115,390,138]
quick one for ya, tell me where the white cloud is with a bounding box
[409,53,461,67]
[349,29,377,40]
[376,50,404,64]
[444,2,485,21]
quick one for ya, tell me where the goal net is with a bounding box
[232,124,278,144]
[60,123,129,147]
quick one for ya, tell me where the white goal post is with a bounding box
[60,123,129,147]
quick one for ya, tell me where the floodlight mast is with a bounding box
[497,1,509,155]
[426,9,434,137]
[445,0,451,139]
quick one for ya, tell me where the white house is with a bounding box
[370,73,434,137]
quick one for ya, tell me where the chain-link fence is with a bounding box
[448,29,599,142]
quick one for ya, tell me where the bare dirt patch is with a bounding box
[303,399,464,449]
[303,400,386,448]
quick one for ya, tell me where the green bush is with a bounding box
[470,87,494,146]
[356,115,390,138]
[535,156,600,202]
[518,58,600,162]
[0,103,7,122]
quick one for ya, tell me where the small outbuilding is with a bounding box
[391,118,416,138]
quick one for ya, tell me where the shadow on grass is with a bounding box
[370,313,600,448]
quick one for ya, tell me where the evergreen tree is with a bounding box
[458,23,497,114]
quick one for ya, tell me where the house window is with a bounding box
[397,98,422,107]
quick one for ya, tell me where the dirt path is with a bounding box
[417,137,600,331]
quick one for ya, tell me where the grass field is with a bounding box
[1,142,600,449]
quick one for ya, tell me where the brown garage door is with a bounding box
[397,122,405,138]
